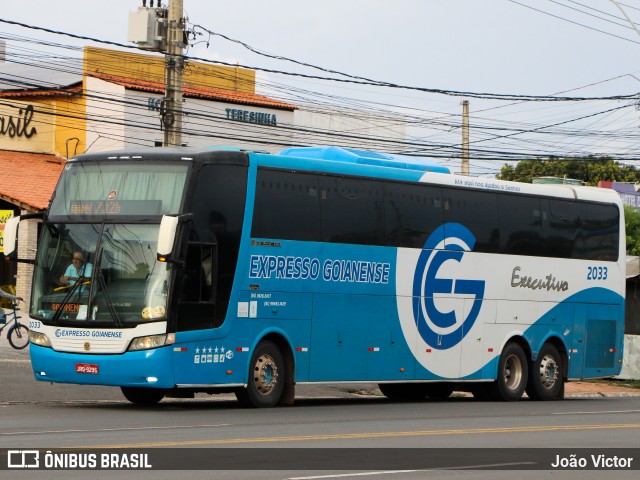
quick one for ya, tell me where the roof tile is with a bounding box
[89,72,296,111]
[0,150,65,211]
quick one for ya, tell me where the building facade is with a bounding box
[0,46,407,309]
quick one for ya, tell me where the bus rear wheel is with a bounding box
[526,343,564,401]
[236,340,285,408]
[487,342,528,401]
[121,387,166,405]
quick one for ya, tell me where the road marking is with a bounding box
[554,409,640,415]
[1,424,231,436]
[71,423,640,449]
[289,471,419,479]
[288,463,536,479]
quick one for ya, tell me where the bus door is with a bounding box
[172,242,219,385]
[571,303,622,379]
[459,299,495,380]
[308,294,369,381]
[363,295,415,381]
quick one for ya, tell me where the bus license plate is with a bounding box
[76,363,99,374]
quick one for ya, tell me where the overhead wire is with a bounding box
[1,17,639,102]
[2,16,640,175]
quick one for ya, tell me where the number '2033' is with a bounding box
[587,266,608,280]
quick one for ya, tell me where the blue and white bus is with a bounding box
[5,146,625,406]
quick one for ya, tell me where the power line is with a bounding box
[1,17,639,102]
[509,0,640,44]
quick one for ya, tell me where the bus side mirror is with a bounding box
[157,213,193,264]
[3,216,20,259]
[157,215,179,263]
[3,214,43,263]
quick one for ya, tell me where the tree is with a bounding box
[625,206,640,257]
[499,156,640,186]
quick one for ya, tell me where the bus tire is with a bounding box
[489,342,528,401]
[236,340,285,408]
[7,324,29,350]
[526,343,564,401]
[378,383,429,401]
[121,387,166,405]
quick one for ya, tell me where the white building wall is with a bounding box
[85,77,126,152]
[85,80,407,154]
[122,89,295,152]
[292,104,406,152]
[619,334,640,379]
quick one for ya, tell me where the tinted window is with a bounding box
[499,196,544,256]
[443,188,499,253]
[190,164,248,326]
[249,169,620,261]
[385,182,443,248]
[578,203,619,261]
[192,165,247,243]
[252,170,321,241]
[543,199,579,258]
[320,176,384,245]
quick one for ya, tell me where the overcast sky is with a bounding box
[3,0,640,175]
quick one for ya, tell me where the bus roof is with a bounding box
[278,146,451,174]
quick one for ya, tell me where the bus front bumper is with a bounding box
[30,344,175,389]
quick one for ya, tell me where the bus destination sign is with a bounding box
[68,200,162,216]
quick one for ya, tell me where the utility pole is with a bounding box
[162,0,184,147]
[461,100,470,175]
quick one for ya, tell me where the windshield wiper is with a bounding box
[95,247,123,327]
[51,276,86,324]
[96,269,123,327]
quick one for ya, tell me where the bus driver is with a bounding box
[59,251,93,287]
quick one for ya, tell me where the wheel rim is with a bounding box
[504,354,523,391]
[538,354,559,389]
[253,353,279,395]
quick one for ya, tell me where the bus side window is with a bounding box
[179,243,214,302]
[201,245,213,301]
[176,243,216,331]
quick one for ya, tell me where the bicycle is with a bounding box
[0,301,29,350]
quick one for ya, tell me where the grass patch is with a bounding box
[584,378,640,389]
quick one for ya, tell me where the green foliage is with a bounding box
[498,156,640,186]
[625,205,640,257]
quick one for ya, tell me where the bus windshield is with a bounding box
[31,223,171,325]
[49,162,188,218]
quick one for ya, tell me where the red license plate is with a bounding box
[75,363,99,374]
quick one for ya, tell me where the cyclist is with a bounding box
[0,287,23,303]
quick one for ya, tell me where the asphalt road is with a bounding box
[2,340,640,480]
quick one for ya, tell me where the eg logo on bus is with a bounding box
[412,223,485,350]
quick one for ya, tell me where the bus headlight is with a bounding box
[127,333,175,352]
[29,331,52,347]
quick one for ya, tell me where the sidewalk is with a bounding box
[563,381,640,397]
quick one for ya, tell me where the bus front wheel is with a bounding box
[121,387,166,405]
[489,342,528,401]
[526,343,564,401]
[236,340,285,408]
